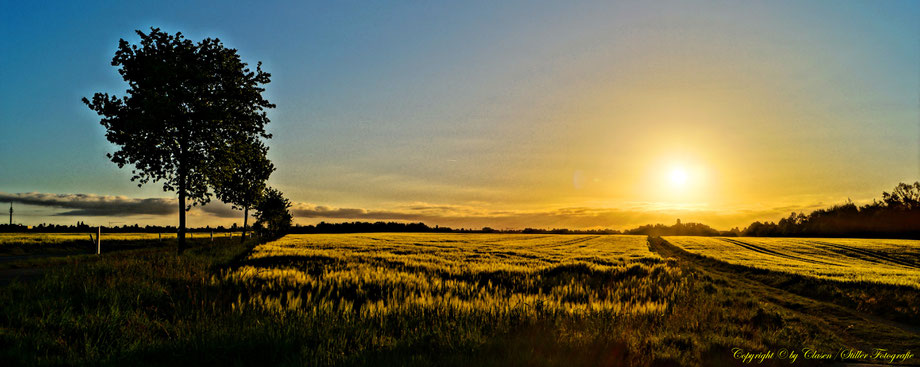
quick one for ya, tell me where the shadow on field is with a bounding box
[649,236,920,332]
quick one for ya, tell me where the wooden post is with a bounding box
[158,233,162,241]
[96,226,101,255]
[210,231,213,242]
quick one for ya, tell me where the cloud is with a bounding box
[292,204,426,221]
[0,192,176,217]
[289,198,856,230]
[0,191,250,219]
[199,201,242,218]
[289,202,794,230]
[0,191,822,230]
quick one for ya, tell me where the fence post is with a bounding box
[210,231,213,242]
[96,226,101,255]
[158,233,162,241]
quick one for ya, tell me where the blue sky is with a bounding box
[1,1,918,229]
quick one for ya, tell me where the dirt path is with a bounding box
[647,237,920,362]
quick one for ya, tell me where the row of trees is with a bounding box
[623,219,726,237]
[84,28,292,252]
[741,182,920,238]
[619,182,920,239]
[289,223,624,234]
[285,183,919,238]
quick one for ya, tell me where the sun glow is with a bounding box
[669,167,689,188]
[642,156,717,207]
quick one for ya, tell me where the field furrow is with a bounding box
[666,236,920,288]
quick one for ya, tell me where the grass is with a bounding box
[0,233,917,366]
[228,234,671,319]
[0,232,242,258]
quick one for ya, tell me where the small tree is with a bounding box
[83,28,274,253]
[253,188,292,238]
[211,139,274,242]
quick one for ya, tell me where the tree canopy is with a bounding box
[253,188,293,238]
[210,138,274,241]
[83,28,274,252]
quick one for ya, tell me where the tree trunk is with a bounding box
[178,188,186,255]
[241,206,248,243]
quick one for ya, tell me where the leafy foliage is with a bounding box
[83,28,273,205]
[883,181,920,210]
[210,140,274,212]
[210,138,274,240]
[253,188,292,238]
[83,28,274,250]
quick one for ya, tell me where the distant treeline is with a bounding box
[740,182,920,238]
[0,221,243,233]
[0,220,623,235]
[618,182,920,239]
[4,182,917,238]
[289,221,622,234]
[290,221,453,234]
[623,220,730,237]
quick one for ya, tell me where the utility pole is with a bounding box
[8,202,12,226]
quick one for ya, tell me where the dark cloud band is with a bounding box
[0,192,175,216]
[0,191,244,218]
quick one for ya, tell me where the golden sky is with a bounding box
[2,1,918,229]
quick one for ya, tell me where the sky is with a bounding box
[1,0,918,230]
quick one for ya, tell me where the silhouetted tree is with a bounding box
[253,188,292,238]
[742,182,920,238]
[883,182,920,210]
[83,28,274,253]
[211,139,274,242]
[624,220,719,236]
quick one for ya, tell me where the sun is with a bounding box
[669,167,689,188]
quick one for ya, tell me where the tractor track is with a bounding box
[717,237,839,266]
[647,236,920,364]
[806,240,920,270]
